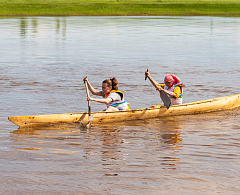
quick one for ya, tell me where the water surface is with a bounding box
[1,16,240,194]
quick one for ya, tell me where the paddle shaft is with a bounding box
[85,79,91,117]
[146,74,158,89]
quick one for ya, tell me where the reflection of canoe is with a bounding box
[8,94,240,128]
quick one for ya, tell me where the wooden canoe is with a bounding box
[8,94,240,128]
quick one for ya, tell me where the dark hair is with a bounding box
[102,77,118,90]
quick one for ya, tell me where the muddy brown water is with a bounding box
[1,16,240,194]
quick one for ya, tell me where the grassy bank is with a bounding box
[0,0,240,16]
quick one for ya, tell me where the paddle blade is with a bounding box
[160,90,171,109]
[88,105,91,116]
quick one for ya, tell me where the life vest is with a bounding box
[164,83,183,105]
[105,90,129,110]
[173,83,183,98]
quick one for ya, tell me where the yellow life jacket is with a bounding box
[105,90,124,99]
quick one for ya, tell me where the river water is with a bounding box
[1,16,240,194]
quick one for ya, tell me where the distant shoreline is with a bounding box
[1,1,240,17]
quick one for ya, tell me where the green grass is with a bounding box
[0,0,240,16]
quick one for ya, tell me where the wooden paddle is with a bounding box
[84,76,91,117]
[145,69,171,109]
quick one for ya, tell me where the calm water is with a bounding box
[1,16,240,194]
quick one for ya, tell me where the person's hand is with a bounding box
[87,97,92,101]
[83,77,88,83]
[156,85,163,91]
[145,70,150,78]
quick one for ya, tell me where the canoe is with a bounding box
[8,94,240,128]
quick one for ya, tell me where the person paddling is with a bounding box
[83,77,129,111]
[145,70,183,105]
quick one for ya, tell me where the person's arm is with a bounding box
[145,70,172,95]
[145,70,179,98]
[87,97,112,104]
[157,86,181,98]
[159,88,174,97]
[83,77,101,96]
[156,83,173,97]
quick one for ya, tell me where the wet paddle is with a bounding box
[145,69,171,109]
[84,76,91,117]
[159,89,171,109]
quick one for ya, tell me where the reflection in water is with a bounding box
[20,19,27,37]
[6,108,240,194]
[100,126,125,168]
[19,17,67,39]
[56,18,66,37]
[10,120,183,171]
[153,118,182,170]
[158,118,182,146]
[32,19,38,34]
[161,132,181,145]
[56,19,60,34]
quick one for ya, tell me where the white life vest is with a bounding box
[105,90,129,110]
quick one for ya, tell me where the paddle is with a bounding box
[84,76,91,117]
[145,69,171,109]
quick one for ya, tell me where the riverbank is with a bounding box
[0,0,240,16]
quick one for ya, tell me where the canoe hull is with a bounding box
[8,94,240,128]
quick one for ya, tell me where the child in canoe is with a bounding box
[145,70,183,105]
[83,77,129,111]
